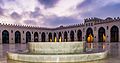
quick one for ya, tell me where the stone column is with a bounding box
[31,32,34,42]
[39,33,41,42]
[74,31,77,41]
[52,33,54,42]
[46,32,48,42]
[82,28,85,41]
[94,28,97,42]
[106,28,110,42]
[21,31,26,44]
[62,32,64,42]
[56,32,59,42]
[68,32,70,41]
[9,30,14,44]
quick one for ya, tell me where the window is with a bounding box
[23,31,24,34]
[94,27,96,31]
[91,23,93,26]
[89,23,90,26]
[86,24,88,26]
[11,30,13,33]
[83,28,85,32]
[107,26,109,30]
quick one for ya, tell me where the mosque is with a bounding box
[0,17,120,44]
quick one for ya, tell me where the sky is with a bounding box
[0,0,120,28]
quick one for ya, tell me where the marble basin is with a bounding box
[7,42,108,62]
[28,42,85,54]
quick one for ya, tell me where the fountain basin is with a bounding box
[7,51,108,62]
[7,42,108,62]
[28,42,85,54]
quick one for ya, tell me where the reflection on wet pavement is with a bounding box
[0,43,120,63]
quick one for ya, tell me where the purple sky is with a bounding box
[0,0,120,27]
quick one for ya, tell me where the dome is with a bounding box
[105,17,113,20]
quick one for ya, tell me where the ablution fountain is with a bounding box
[7,41,108,62]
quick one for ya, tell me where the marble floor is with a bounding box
[0,42,120,63]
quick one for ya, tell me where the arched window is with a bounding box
[98,27,106,42]
[58,32,62,42]
[48,33,52,42]
[70,30,74,41]
[15,31,21,43]
[77,30,82,41]
[34,32,39,42]
[26,31,31,43]
[41,32,45,42]
[110,26,119,42]
[86,28,94,42]
[64,31,68,42]
[2,30,9,44]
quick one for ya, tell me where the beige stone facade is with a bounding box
[0,17,120,44]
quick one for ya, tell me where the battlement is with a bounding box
[0,23,52,30]
[94,17,120,24]
[0,17,119,30]
[53,23,85,30]
[84,17,103,22]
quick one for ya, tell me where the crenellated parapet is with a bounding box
[84,17,120,25]
[94,17,120,25]
[0,23,52,30]
[53,23,85,30]
[0,17,119,30]
[84,17,103,22]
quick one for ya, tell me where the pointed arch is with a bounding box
[70,30,74,41]
[77,29,82,41]
[58,32,62,42]
[15,31,21,43]
[110,25,119,42]
[54,32,57,42]
[41,32,46,42]
[2,30,9,44]
[64,31,68,42]
[86,28,94,42]
[98,27,106,42]
[48,32,52,42]
[34,32,39,42]
[26,31,31,43]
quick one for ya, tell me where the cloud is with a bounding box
[37,0,59,8]
[30,7,41,18]
[0,0,120,27]
[10,12,21,20]
[77,0,120,19]
[0,0,4,6]
[88,3,120,18]
[42,16,80,27]
[74,0,120,19]
[24,20,37,25]
[45,0,83,17]
[0,7,4,16]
